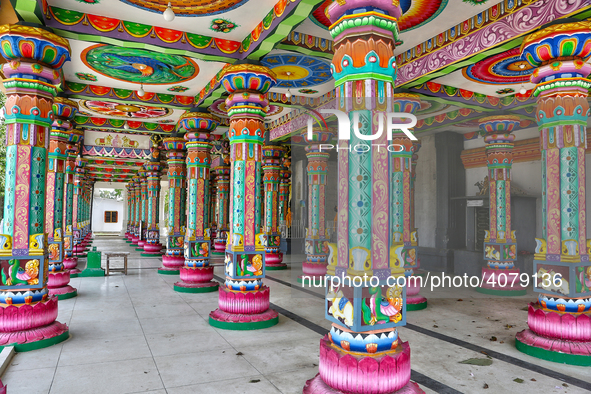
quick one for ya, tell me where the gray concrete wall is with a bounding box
[415,135,437,248]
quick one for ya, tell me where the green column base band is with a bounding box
[141,253,163,257]
[135,248,144,251]
[157,269,180,275]
[174,284,219,293]
[515,338,591,366]
[266,266,288,271]
[209,315,279,331]
[0,330,70,353]
[407,301,428,311]
[476,287,527,296]
[56,290,78,301]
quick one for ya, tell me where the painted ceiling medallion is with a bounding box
[76,72,98,82]
[310,0,448,32]
[118,0,248,17]
[79,100,173,119]
[496,88,515,95]
[463,47,534,85]
[261,54,332,88]
[299,88,319,94]
[81,44,199,85]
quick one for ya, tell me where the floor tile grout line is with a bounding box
[264,274,591,392]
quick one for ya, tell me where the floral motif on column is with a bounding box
[515,21,591,366]
[262,145,286,270]
[160,136,186,273]
[125,182,133,240]
[46,97,78,299]
[0,24,71,349]
[173,112,220,291]
[143,135,163,255]
[209,63,279,330]
[278,154,291,254]
[304,2,424,393]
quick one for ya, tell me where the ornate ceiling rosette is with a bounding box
[261,53,332,88]
[118,0,249,16]
[81,44,200,85]
[310,0,448,32]
[462,47,534,85]
[79,100,174,119]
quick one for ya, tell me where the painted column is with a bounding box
[209,64,279,330]
[209,170,218,242]
[262,145,286,270]
[137,170,148,249]
[160,136,186,273]
[212,164,230,256]
[302,131,332,281]
[131,175,141,245]
[0,24,71,350]
[390,96,425,311]
[515,21,591,366]
[72,158,87,255]
[405,140,427,309]
[303,2,423,393]
[143,136,164,255]
[278,156,291,254]
[125,182,133,241]
[173,112,219,292]
[475,116,525,296]
[46,97,78,300]
[63,131,83,273]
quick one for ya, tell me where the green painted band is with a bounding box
[173,284,219,293]
[266,266,288,271]
[56,290,78,300]
[157,269,180,275]
[407,301,428,311]
[2,330,70,353]
[515,338,591,366]
[209,315,279,331]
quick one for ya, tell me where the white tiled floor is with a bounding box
[1,237,589,394]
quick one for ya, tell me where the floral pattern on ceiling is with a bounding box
[261,53,332,88]
[118,0,249,16]
[79,100,174,119]
[81,44,200,85]
[462,47,534,85]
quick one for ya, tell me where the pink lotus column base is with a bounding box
[63,257,80,275]
[174,266,219,293]
[477,267,527,295]
[143,243,163,255]
[158,255,184,274]
[303,336,421,394]
[0,297,69,350]
[48,271,77,300]
[406,275,427,310]
[209,286,279,330]
[213,239,226,255]
[131,236,139,245]
[265,252,286,270]
[300,262,327,284]
[138,240,146,248]
[515,303,591,365]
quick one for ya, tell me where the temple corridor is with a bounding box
[1,238,588,394]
